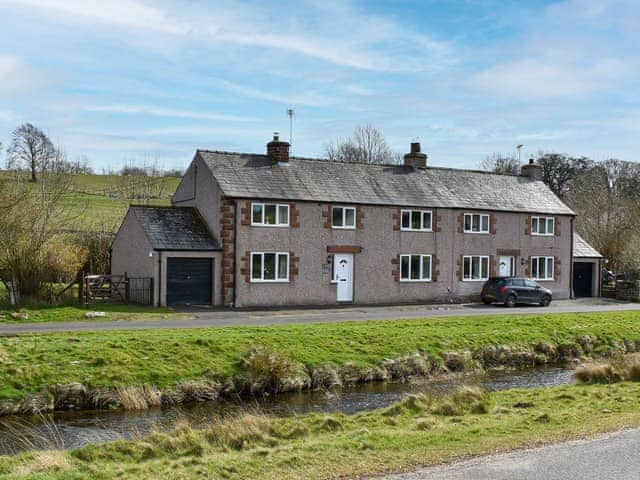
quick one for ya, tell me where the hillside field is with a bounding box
[1,172,181,231]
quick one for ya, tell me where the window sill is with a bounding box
[462,279,488,282]
[250,224,290,228]
[400,229,433,232]
[250,280,290,283]
[531,233,555,237]
[331,226,356,230]
[463,231,490,235]
[399,279,432,283]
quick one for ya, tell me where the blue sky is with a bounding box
[0,0,638,172]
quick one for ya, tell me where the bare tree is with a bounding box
[6,123,57,182]
[567,159,640,273]
[479,153,520,175]
[324,124,399,165]
[535,153,589,198]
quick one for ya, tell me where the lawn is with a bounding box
[0,304,186,324]
[1,311,640,402]
[2,382,640,479]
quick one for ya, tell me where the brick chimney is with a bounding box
[267,133,290,164]
[404,142,427,169]
[521,157,542,180]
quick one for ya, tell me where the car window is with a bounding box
[511,279,525,287]
[525,280,538,288]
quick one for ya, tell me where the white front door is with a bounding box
[334,253,354,302]
[498,256,515,277]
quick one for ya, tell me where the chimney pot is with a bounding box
[267,132,290,164]
[404,142,427,169]
[521,158,542,180]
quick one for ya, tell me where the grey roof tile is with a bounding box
[132,206,220,251]
[198,151,575,215]
[573,233,602,258]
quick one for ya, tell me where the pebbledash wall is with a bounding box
[231,201,571,308]
[172,156,572,308]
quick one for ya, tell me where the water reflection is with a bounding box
[0,366,573,455]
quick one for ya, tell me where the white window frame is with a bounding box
[463,213,490,234]
[400,209,433,232]
[399,254,432,282]
[250,252,290,282]
[531,256,554,281]
[331,206,356,230]
[462,255,490,282]
[251,203,290,227]
[531,216,555,236]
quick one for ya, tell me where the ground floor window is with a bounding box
[463,255,489,281]
[251,252,289,282]
[531,256,554,280]
[400,254,432,281]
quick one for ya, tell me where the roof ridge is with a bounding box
[197,149,520,177]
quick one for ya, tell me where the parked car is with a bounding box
[481,277,553,307]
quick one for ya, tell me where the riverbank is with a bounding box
[2,382,640,479]
[2,311,640,415]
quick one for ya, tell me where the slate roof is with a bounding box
[197,151,575,215]
[573,233,602,258]
[131,206,220,251]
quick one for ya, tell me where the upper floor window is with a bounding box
[401,210,432,231]
[531,256,554,281]
[251,252,289,282]
[400,254,432,281]
[463,255,489,281]
[531,216,554,236]
[464,213,489,234]
[332,206,356,229]
[252,203,289,226]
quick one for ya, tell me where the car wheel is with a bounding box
[482,298,492,305]
[505,294,517,307]
[540,295,552,307]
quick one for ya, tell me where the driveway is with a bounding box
[0,298,638,335]
[377,427,640,480]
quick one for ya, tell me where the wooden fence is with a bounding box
[80,273,153,306]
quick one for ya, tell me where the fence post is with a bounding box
[124,272,130,303]
[149,278,154,306]
[79,272,84,305]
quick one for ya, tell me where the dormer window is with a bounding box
[251,203,289,226]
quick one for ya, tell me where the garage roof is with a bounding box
[197,150,575,216]
[131,206,220,251]
[573,233,602,258]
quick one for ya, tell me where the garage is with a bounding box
[572,233,602,298]
[167,258,213,306]
[573,262,594,297]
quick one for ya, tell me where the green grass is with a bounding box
[1,311,640,402]
[2,383,640,479]
[0,304,186,324]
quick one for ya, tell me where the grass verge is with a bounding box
[1,383,640,479]
[0,304,188,324]
[1,311,640,406]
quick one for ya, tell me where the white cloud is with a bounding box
[212,80,338,107]
[3,0,453,72]
[471,57,629,99]
[84,104,259,122]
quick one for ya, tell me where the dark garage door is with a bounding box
[573,262,593,297]
[166,258,212,306]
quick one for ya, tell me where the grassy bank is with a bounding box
[0,304,187,324]
[1,311,640,409]
[2,383,640,479]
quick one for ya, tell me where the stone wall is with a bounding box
[616,281,640,301]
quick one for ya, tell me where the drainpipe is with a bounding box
[569,217,574,299]
[232,199,238,308]
[157,250,162,307]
